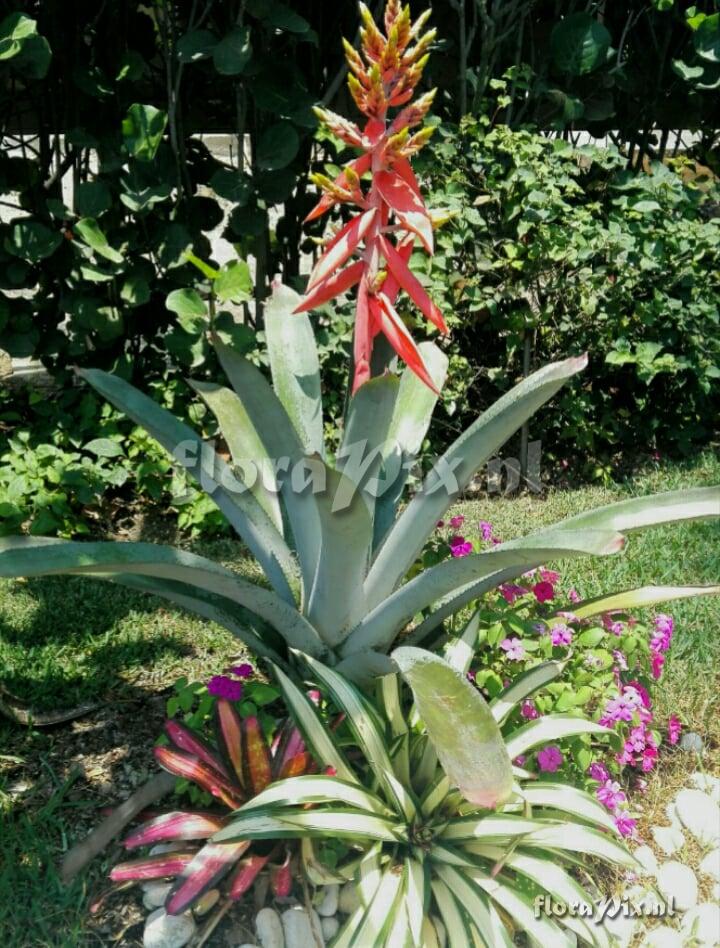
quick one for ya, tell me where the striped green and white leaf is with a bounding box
[393,647,513,809]
[570,583,720,620]
[301,654,416,817]
[271,663,356,783]
[430,877,475,948]
[434,865,513,948]
[520,781,618,833]
[442,814,545,843]
[237,774,392,817]
[490,662,563,725]
[505,714,613,760]
[213,806,404,844]
[349,865,405,947]
[494,824,637,867]
[405,857,426,946]
[470,870,576,948]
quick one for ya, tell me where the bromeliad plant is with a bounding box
[208,648,635,947]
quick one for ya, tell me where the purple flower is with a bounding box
[626,726,647,753]
[532,581,555,603]
[588,761,610,782]
[466,670,477,683]
[207,675,244,701]
[603,695,636,723]
[597,780,627,810]
[500,637,526,661]
[537,745,563,772]
[609,621,624,636]
[654,613,674,636]
[539,568,560,585]
[550,623,573,647]
[651,652,665,680]
[614,813,637,838]
[230,663,254,679]
[436,520,445,528]
[612,649,628,671]
[520,700,539,720]
[479,520,494,541]
[667,714,682,746]
[568,588,581,603]
[641,743,658,772]
[450,540,473,558]
[624,681,651,709]
[449,515,465,529]
[513,755,526,766]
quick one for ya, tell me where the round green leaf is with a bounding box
[694,13,720,63]
[213,26,252,76]
[122,103,168,162]
[75,181,112,218]
[215,260,252,303]
[12,33,51,79]
[75,218,123,264]
[551,13,611,75]
[6,220,61,262]
[177,28,218,63]
[166,288,206,319]
[0,12,36,61]
[84,438,124,458]
[210,168,252,204]
[256,122,300,171]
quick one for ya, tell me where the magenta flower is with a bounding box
[640,744,658,772]
[597,780,627,810]
[450,539,473,558]
[667,714,682,746]
[614,813,637,838]
[654,613,674,636]
[550,623,572,647]
[436,519,445,528]
[500,637,526,661]
[230,663,254,679]
[539,568,560,585]
[609,621,624,636]
[537,745,563,772]
[651,652,665,680]
[624,681,651,709]
[500,584,528,604]
[588,761,610,782]
[626,726,647,753]
[532,580,555,603]
[207,675,243,701]
[513,755,526,766]
[520,700,539,720]
[567,588,581,603]
[449,515,465,529]
[466,670,476,683]
[479,520,494,541]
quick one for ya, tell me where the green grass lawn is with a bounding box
[0,452,718,945]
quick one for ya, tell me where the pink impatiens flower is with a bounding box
[568,588,581,603]
[230,663,253,679]
[500,584,528,604]
[609,621,625,636]
[479,520,494,541]
[550,623,573,647]
[539,568,560,585]
[449,537,473,557]
[597,780,627,810]
[651,652,665,680]
[500,637,526,661]
[614,813,637,838]
[449,515,465,529]
[537,745,563,772]
[588,761,610,782]
[667,714,682,746]
[532,580,555,603]
[520,700,539,720]
[602,695,636,723]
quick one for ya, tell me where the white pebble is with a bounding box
[641,926,685,948]
[281,906,324,948]
[699,849,720,882]
[317,884,339,917]
[665,802,682,828]
[652,824,685,856]
[338,882,361,915]
[256,907,285,948]
[675,788,720,847]
[634,845,659,876]
[690,772,720,796]
[142,881,172,910]
[680,903,720,946]
[320,917,339,941]
[143,908,196,948]
[656,860,698,911]
[680,732,704,754]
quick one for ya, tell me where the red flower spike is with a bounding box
[299,2,446,393]
[270,850,293,898]
[242,716,273,795]
[110,851,196,883]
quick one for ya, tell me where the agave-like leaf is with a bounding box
[166,840,251,915]
[109,851,196,882]
[392,648,514,809]
[189,379,283,531]
[165,720,228,778]
[570,583,720,619]
[0,538,322,656]
[443,609,482,675]
[430,877,475,948]
[365,355,588,607]
[433,865,512,948]
[346,533,623,657]
[372,341,448,551]
[76,368,296,602]
[504,714,614,761]
[242,716,272,795]
[441,814,545,843]
[514,823,638,868]
[265,284,325,458]
[271,663,357,783]
[405,857,426,946]
[489,662,564,726]
[124,811,225,849]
